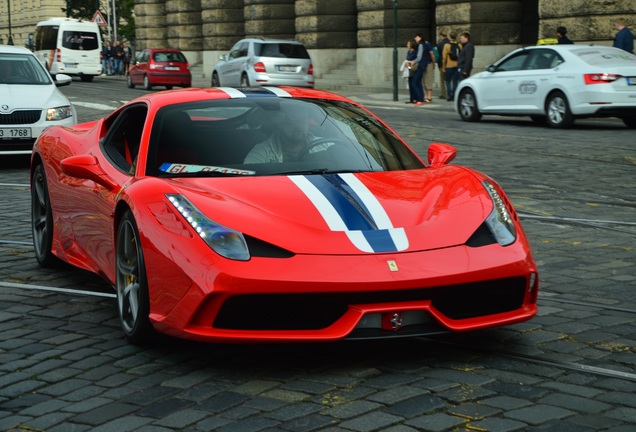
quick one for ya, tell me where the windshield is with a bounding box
[0,53,52,85]
[147,98,424,177]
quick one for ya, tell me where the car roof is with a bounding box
[145,48,185,53]
[240,38,305,45]
[124,87,352,113]
[0,45,36,55]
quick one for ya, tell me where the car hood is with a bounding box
[0,83,69,111]
[162,167,494,255]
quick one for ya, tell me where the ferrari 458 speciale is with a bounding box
[31,86,538,344]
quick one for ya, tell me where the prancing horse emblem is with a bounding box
[390,313,402,330]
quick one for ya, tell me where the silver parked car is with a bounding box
[211,38,314,88]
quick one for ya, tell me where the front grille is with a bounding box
[213,277,527,330]
[0,110,42,125]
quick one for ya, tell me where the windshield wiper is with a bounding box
[274,168,374,176]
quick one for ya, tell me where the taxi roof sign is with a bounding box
[92,11,107,27]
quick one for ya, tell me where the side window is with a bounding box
[229,43,245,60]
[526,49,560,70]
[102,105,149,174]
[496,51,530,72]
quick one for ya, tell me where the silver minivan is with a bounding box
[211,38,314,88]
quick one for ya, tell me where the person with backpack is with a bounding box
[442,32,461,101]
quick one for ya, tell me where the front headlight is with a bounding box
[46,105,73,121]
[167,194,250,261]
[483,180,516,246]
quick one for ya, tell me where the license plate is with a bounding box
[164,66,180,71]
[64,63,78,68]
[0,127,32,140]
[627,77,636,85]
[277,65,298,72]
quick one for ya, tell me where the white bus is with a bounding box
[33,18,102,82]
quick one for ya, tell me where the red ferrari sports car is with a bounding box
[31,86,538,344]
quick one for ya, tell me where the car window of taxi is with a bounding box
[526,49,563,70]
[495,51,531,72]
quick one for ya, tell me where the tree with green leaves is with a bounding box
[61,0,135,42]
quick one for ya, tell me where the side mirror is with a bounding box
[427,142,457,167]
[61,155,118,190]
[219,54,227,61]
[487,65,497,73]
[55,74,72,87]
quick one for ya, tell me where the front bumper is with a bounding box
[147,241,538,343]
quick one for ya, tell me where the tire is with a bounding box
[31,164,58,267]
[165,85,173,90]
[80,75,94,82]
[116,210,156,344]
[546,91,574,128]
[211,72,220,87]
[143,75,152,90]
[127,74,135,88]
[458,89,482,122]
[622,117,636,129]
[240,73,250,87]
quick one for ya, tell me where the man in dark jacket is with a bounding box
[457,32,474,80]
[557,26,574,44]
[613,18,634,53]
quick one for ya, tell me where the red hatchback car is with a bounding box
[127,48,191,90]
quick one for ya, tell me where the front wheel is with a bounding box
[127,74,135,89]
[116,210,155,344]
[458,89,482,122]
[622,117,636,129]
[31,164,58,267]
[546,91,574,128]
[143,75,152,90]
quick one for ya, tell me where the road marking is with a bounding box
[0,281,115,298]
[72,101,121,111]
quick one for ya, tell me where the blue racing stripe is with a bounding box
[363,230,398,253]
[305,175,376,231]
[237,88,280,98]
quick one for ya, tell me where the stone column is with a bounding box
[539,0,636,44]
[134,0,167,49]
[437,0,523,70]
[295,0,357,49]
[357,0,431,48]
[165,0,203,52]
[295,0,357,79]
[244,0,296,39]
[356,0,431,87]
[201,0,245,51]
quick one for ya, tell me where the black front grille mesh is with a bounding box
[0,110,42,125]
[213,277,527,330]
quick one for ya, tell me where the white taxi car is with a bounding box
[0,45,76,154]
[455,45,636,128]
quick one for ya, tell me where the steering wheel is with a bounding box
[301,137,352,160]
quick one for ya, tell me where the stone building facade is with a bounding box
[1,0,634,87]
